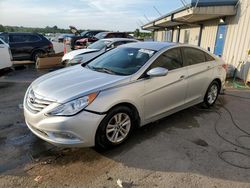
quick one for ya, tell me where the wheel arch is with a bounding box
[212,78,222,93]
[106,102,141,128]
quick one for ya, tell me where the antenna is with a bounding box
[180,0,189,9]
[138,19,144,25]
[144,14,151,22]
[153,6,162,16]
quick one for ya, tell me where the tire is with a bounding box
[95,106,135,150]
[32,50,45,62]
[203,80,220,107]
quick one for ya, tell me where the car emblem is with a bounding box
[29,90,36,104]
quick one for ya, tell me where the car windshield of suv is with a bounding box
[85,47,156,76]
[87,40,112,50]
[80,31,88,37]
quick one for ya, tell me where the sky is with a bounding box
[0,0,187,31]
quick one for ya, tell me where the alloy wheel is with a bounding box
[106,113,131,144]
[207,84,218,105]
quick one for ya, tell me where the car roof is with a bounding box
[119,42,177,51]
[101,38,138,42]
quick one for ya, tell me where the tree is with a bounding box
[134,29,140,38]
[0,25,5,32]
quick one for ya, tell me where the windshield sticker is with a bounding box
[139,49,155,56]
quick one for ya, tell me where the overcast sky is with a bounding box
[0,0,187,31]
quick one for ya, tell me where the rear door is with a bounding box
[143,47,188,121]
[9,34,31,60]
[182,47,214,104]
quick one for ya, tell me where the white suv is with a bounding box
[0,38,13,70]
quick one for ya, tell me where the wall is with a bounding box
[179,26,200,45]
[223,0,250,71]
[200,20,219,53]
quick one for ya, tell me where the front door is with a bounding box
[214,24,227,57]
[143,48,188,122]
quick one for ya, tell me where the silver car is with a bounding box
[24,42,226,149]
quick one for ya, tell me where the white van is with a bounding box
[0,38,13,70]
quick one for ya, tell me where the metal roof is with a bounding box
[143,0,238,28]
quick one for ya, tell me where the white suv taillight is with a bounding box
[8,47,13,61]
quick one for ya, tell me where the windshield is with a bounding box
[94,32,107,39]
[88,40,112,50]
[80,31,88,36]
[85,47,156,76]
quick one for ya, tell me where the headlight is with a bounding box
[69,57,83,65]
[47,92,98,116]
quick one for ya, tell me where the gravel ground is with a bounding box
[0,68,250,188]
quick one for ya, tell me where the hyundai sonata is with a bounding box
[24,42,226,149]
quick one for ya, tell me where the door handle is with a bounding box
[179,75,185,80]
[207,66,211,69]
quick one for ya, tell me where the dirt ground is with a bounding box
[0,67,250,188]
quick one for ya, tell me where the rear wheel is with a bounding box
[32,50,45,62]
[95,106,135,150]
[204,81,220,107]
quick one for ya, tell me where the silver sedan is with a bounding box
[24,42,226,149]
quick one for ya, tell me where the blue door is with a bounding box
[214,25,227,57]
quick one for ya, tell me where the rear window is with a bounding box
[9,34,41,43]
[183,47,206,65]
[205,53,215,61]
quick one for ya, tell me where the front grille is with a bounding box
[26,89,53,113]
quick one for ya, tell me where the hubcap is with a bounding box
[207,84,218,104]
[106,113,131,144]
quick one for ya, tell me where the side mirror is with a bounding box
[147,67,168,77]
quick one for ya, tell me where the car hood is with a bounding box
[31,65,130,103]
[62,49,99,61]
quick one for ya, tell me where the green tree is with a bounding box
[0,25,5,32]
[134,29,140,38]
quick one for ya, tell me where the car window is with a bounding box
[27,35,41,42]
[106,34,115,38]
[205,52,215,61]
[86,47,156,76]
[95,32,107,39]
[150,48,183,71]
[0,35,7,43]
[0,39,3,44]
[88,40,112,50]
[9,35,25,43]
[9,34,40,43]
[183,47,206,65]
[114,33,125,38]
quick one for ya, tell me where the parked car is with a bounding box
[0,38,13,70]
[58,34,75,43]
[69,30,105,50]
[74,32,134,49]
[23,42,226,149]
[62,38,138,66]
[0,32,55,61]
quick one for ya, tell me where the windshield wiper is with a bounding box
[92,67,118,75]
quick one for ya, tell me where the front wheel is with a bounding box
[95,106,134,150]
[204,81,220,107]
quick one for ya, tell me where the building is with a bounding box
[142,0,250,79]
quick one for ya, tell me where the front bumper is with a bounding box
[24,105,105,147]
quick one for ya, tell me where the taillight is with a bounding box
[222,64,227,71]
[48,43,53,49]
